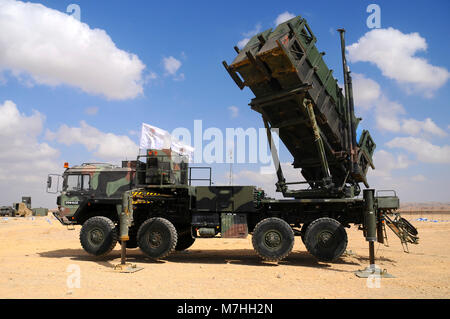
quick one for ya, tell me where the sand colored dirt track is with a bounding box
[0,214,449,299]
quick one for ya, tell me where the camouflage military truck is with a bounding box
[48,15,418,265]
[48,151,196,255]
[49,148,418,262]
[48,161,139,251]
[0,206,16,217]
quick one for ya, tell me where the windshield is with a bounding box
[64,174,91,191]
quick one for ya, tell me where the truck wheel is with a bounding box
[137,217,178,259]
[175,232,196,251]
[300,222,311,245]
[252,217,295,262]
[80,216,118,256]
[304,217,347,262]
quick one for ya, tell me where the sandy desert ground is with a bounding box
[0,213,449,299]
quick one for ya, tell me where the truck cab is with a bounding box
[49,162,136,225]
[48,149,191,226]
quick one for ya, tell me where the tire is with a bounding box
[300,222,311,245]
[252,217,295,262]
[304,217,347,262]
[80,216,118,256]
[137,217,178,259]
[175,231,196,251]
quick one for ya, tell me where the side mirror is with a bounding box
[46,174,61,194]
[47,176,52,189]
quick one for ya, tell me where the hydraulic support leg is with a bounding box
[262,116,287,194]
[114,191,143,273]
[355,189,394,278]
[304,99,331,182]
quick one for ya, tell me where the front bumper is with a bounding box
[53,210,74,226]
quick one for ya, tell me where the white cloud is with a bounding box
[46,121,138,161]
[376,115,401,133]
[386,137,450,164]
[243,23,262,38]
[378,114,448,143]
[367,168,447,202]
[347,28,449,96]
[0,100,61,208]
[368,150,410,179]
[0,0,146,100]
[400,118,447,138]
[145,71,158,82]
[227,158,447,202]
[128,130,139,136]
[373,96,406,133]
[274,11,295,26]
[228,105,239,118]
[357,150,436,201]
[237,12,295,49]
[233,169,274,187]
[353,74,446,137]
[163,56,182,75]
[237,23,262,49]
[352,73,381,109]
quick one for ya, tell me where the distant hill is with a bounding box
[399,202,450,212]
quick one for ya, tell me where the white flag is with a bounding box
[171,138,195,161]
[139,123,172,150]
[139,123,194,161]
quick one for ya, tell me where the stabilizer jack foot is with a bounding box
[354,265,395,278]
[113,263,143,273]
[113,240,143,273]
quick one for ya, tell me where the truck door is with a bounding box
[59,174,92,217]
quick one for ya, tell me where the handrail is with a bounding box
[189,167,212,186]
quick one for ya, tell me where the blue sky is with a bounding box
[0,0,449,207]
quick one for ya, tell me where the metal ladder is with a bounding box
[383,212,419,253]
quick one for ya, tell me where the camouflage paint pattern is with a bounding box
[0,206,16,216]
[143,149,189,186]
[59,194,83,217]
[223,14,376,197]
[195,186,256,213]
[119,190,134,241]
[73,163,135,198]
[58,163,135,217]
